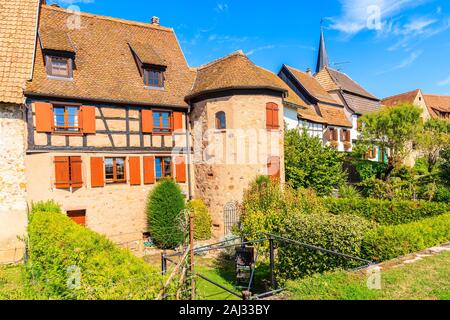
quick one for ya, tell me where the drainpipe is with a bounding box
[185,105,193,200]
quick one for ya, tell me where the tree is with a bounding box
[359,104,422,180]
[417,119,450,173]
[146,179,186,249]
[441,146,450,186]
[284,128,346,196]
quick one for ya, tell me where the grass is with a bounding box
[0,264,27,300]
[287,250,450,300]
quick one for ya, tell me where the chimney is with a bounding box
[151,16,160,26]
[306,68,312,76]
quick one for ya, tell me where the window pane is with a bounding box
[105,158,114,180]
[163,158,171,177]
[155,158,162,178]
[116,158,125,180]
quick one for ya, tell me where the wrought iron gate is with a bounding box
[223,201,240,236]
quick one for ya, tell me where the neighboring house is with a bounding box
[278,65,353,151]
[0,0,40,264]
[382,89,450,167]
[382,89,450,122]
[313,28,381,158]
[0,3,286,249]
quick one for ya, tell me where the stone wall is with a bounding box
[0,104,28,264]
[191,94,285,238]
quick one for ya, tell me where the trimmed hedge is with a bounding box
[147,179,186,249]
[362,213,450,261]
[28,211,163,300]
[323,197,450,225]
[276,213,374,281]
[187,199,212,241]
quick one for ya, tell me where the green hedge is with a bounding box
[323,198,450,225]
[187,199,212,241]
[362,213,450,261]
[27,211,163,300]
[276,213,374,281]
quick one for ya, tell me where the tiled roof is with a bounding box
[284,65,341,106]
[26,5,195,108]
[423,94,450,121]
[39,28,75,53]
[317,103,352,128]
[323,67,379,100]
[129,41,165,66]
[341,92,380,115]
[314,67,339,92]
[382,89,420,107]
[0,0,40,104]
[187,51,287,100]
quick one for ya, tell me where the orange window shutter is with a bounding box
[143,156,155,184]
[35,102,53,133]
[175,156,186,183]
[142,109,153,133]
[54,157,70,189]
[90,157,105,188]
[70,156,83,188]
[129,157,141,186]
[173,112,183,131]
[271,103,280,129]
[266,104,273,129]
[267,156,280,180]
[81,106,96,134]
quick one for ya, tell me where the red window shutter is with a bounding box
[175,156,186,183]
[340,130,344,141]
[266,103,280,129]
[67,210,86,226]
[54,157,70,189]
[129,157,141,186]
[70,156,83,188]
[173,112,183,131]
[142,109,153,133]
[267,156,281,180]
[90,157,104,188]
[35,102,53,133]
[143,156,155,184]
[81,106,96,134]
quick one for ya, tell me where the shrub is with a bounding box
[323,197,450,225]
[187,199,212,241]
[146,179,186,249]
[435,185,450,203]
[362,213,450,261]
[31,200,61,214]
[242,176,284,214]
[338,184,361,199]
[276,212,374,281]
[284,129,346,196]
[27,211,162,300]
[353,159,387,181]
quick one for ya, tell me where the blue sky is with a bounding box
[50,0,450,98]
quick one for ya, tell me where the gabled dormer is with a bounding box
[129,42,167,89]
[39,29,76,80]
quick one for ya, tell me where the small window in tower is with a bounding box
[215,111,226,130]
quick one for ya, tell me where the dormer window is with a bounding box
[46,55,72,79]
[143,68,164,88]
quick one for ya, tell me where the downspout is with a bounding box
[185,105,193,200]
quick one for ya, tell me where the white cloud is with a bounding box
[246,45,276,56]
[438,76,450,86]
[48,0,94,5]
[377,50,422,74]
[215,3,229,13]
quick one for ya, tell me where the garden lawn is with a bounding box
[287,250,450,300]
[0,265,26,300]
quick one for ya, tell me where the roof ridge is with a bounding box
[423,93,450,98]
[42,4,174,32]
[383,89,421,100]
[196,50,246,70]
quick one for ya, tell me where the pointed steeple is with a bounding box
[315,21,329,73]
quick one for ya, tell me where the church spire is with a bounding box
[315,20,329,73]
